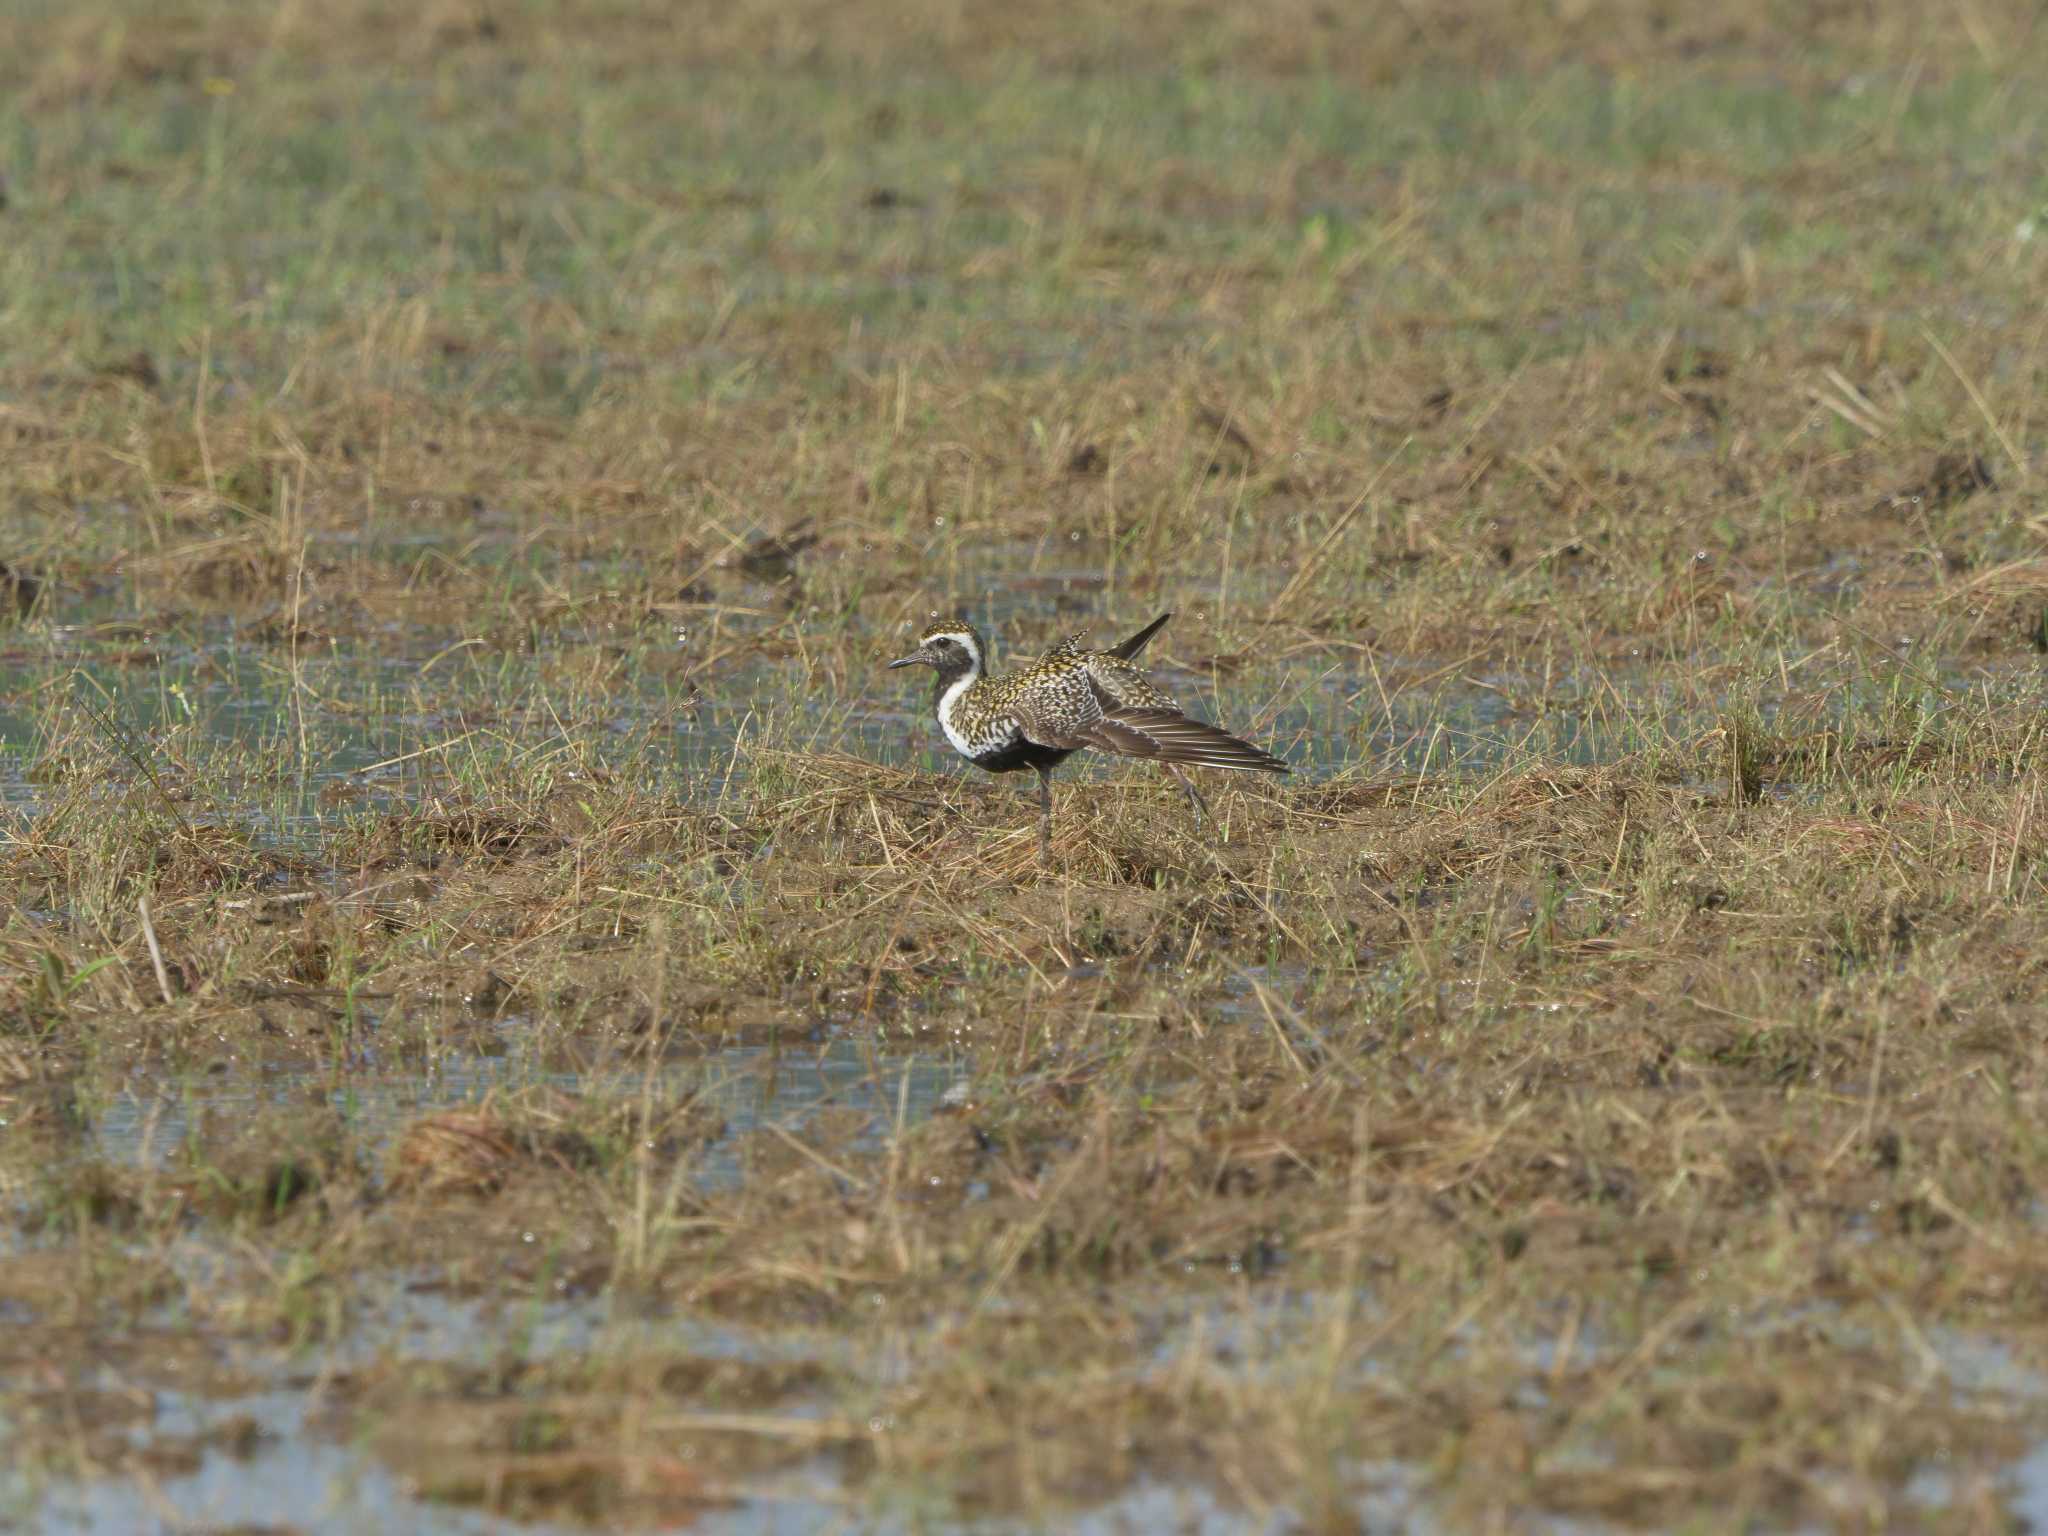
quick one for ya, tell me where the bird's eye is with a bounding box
[933,638,952,650]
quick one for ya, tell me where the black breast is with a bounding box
[971,739,1076,775]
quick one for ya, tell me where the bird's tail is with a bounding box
[1110,611,1173,660]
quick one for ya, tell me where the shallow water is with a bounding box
[4,1027,965,1533]
[23,1276,2043,1534]
[10,1146,2048,1533]
[9,578,2042,855]
[0,1282,1441,1536]
[0,604,712,842]
[12,1392,1324,1536]
[86,1030,968,1192]
[7,1275,887,1532]
[18,1385,573,1536]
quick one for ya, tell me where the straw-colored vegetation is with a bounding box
[5,0,2048,1528]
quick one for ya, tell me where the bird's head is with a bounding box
[887,620,984,684]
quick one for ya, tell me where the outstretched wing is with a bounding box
[1078,708,1289,773]
[1011,670,1288,773]
[1009,665,1172,749]
[1004,634,1284,773]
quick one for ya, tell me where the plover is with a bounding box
[888,612,1287,862]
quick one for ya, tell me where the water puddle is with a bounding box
[11,1395,1343,1536]
[16,1383,579,1536]
[87,1031,967,1192]
[2,1281,1357,1535]
[9,1267,2045,1531]
[0,1332,1439,1536]
[3,1030,965,1533]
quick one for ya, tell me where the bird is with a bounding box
[887,612,1288,863]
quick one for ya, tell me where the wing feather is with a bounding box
[1083,658,1178,712]
[1078,708,1288,772]
[1006,665,1103,750]
[1001,641,1285,774]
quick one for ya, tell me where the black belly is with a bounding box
[971,739,1076,775]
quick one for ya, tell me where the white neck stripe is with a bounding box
[937,671,979,756]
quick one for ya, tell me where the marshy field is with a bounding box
[6,1,2048,1529]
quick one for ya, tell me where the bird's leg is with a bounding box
[1035,767,1054,867]
[1164,763,1210,826]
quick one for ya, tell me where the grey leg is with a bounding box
[1165,763,1209,825]
[1035,768,1054,866]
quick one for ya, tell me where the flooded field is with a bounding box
[8,0,2048,1529]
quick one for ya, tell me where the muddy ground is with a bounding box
[6,1,2048,1529]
